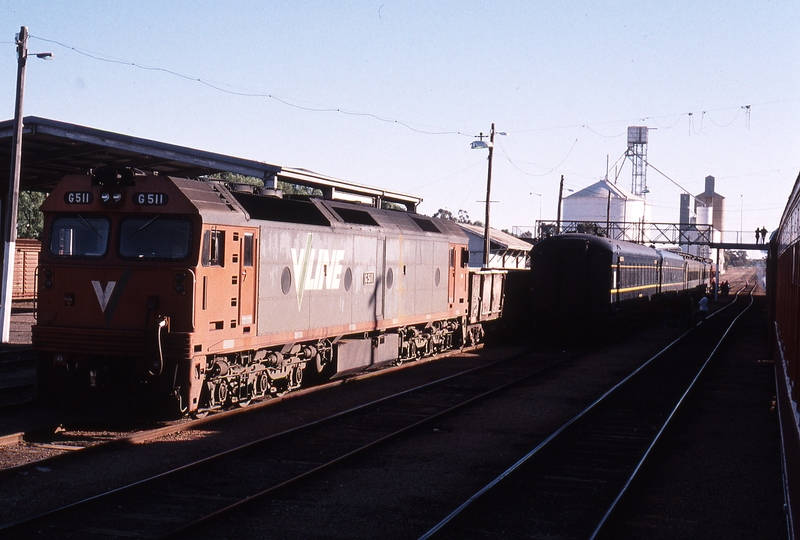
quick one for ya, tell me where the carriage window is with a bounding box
[120,216,191,260]
[202,229,225,267]
[49,215,110,258]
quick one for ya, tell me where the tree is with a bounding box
[430,208,482,226]
[17,190,45,240]
[431,208,454,221]
[209,172,322,196]
[724,250,748,267]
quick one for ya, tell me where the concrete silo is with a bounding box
[696,175,725,241]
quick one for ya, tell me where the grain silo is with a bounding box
[695,175,725,241]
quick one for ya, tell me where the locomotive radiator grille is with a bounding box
[32,326,191,358]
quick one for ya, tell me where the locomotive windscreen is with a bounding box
[119,216,192,260]
[49,215,110,257]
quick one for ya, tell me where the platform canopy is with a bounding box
[0,116,421,210]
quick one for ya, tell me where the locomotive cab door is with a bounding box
[448,247,456,304]
[238,231,258,329]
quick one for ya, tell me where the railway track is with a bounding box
[0,343,494,476]
[418,286,755,539]
[0,338,602,539]
[0,347,35,408]
[0,289,742,538]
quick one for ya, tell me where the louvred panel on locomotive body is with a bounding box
[244,197,469,347]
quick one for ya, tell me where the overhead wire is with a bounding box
[21,33,798,196]
[27,34,785,143]
[496,136,580,179]
[29,35,473,137]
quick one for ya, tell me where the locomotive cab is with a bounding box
[34,171,203,414]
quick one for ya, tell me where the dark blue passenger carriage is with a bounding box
[530,233,710,332]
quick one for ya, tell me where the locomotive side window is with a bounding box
[243,233,254,267]
[49,215,110,257]
[120,217,191,260]
[202,229,225,267]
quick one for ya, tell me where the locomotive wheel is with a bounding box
[257,373,269,395]
[292,365,304,387]
[216,381,229,405]
[312,353,335,381]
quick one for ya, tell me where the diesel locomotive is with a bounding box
[530,233,711,330]
[33,169,506,416]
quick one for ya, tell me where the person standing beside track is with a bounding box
[698,295,709,323]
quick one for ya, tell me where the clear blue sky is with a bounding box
[2,1,797,239]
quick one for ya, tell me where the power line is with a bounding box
[643,159,692,194]
[27,34,793,142]
[30,35,474,138]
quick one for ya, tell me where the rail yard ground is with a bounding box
[5,302,33,345]
[0,267,787,538]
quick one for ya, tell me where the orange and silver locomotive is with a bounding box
[33,168,505,416]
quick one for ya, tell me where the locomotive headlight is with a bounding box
[53,354,65,366]
[43,268,53,289]
[100,190,123,205]
[174,272,186,294]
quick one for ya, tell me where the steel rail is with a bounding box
[161,345,584,538]
[0,343,569,537]
[0,343,484,478]
[418,286,751,540]
[589,285,755,539]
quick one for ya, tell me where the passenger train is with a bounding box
[530,233,711,331]
[32,168,506,416]
[767,169,800,538]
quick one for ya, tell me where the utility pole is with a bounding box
[556,174,564,234]
[1,26,29,342]
[482,123,495,268]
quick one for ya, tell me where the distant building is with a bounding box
[562,179,650,224]
[695,175,726,242]
[679,192,714,260]
[679,175,724,272]
[456,223,532,269]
